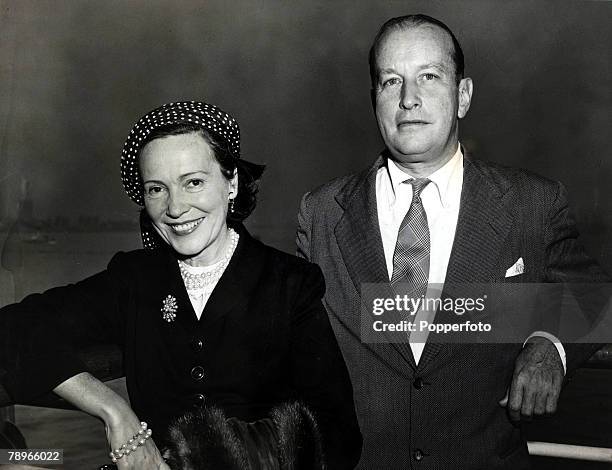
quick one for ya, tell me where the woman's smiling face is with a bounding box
[139,132,237,265]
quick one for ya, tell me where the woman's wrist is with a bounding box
[96,393,133,428]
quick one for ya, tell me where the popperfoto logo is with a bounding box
[360,282,612,344]
[360,283,496,343]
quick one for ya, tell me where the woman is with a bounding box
[0,101,362,469]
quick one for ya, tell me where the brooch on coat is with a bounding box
[161,295,178,322]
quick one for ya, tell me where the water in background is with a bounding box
[1,231,142,300]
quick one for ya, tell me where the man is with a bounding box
[297,14,606,469]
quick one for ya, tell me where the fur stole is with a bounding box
[163,401,325,470]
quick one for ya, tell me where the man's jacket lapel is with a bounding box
[334,156,418,369]
[418,157,516,372]
[445,158,515,285]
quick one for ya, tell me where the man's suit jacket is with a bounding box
[297,154,607,469]
[1,226,362,468]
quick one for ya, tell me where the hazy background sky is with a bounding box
[1,0,611,264]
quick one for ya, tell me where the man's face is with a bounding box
[373,25,472,171]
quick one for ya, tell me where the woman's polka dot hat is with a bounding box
[120,101,241,206]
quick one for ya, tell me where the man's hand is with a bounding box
[499,336,564,421]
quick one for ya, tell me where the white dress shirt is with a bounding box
[376,146,462,363]
[375,146,566,369]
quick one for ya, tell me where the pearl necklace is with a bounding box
[178,229,239,291]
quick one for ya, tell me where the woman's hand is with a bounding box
[105,417,169,470]
[52,373,170,469]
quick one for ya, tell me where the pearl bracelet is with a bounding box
[109,421,153,463]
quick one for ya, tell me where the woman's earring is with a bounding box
[228,198,235,214]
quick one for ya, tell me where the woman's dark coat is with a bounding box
[1,226,362,468]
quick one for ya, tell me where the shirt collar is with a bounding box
[386,144,463,209]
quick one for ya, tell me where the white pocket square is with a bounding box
[505,257,525,277]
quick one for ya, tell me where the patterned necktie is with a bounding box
[391,178,431,294]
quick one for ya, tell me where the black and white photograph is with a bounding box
[0,1,611,469]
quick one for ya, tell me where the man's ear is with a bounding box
[457,77,473,119]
